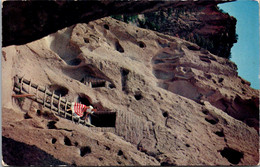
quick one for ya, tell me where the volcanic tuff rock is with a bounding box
[2,17,259,166]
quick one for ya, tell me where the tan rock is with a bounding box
[2,17,258,166]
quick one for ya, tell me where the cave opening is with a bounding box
[134,93,143,101]
[162,111,169,118]
[80,146,91,157]
[205,116,219,125]
[91,112,116,127]
[55,87,68,97]
[49,85,69,97]
[104,24,109,30]
[91,81,106,88]
[115,41,124,53]
[138,41,146,48]
[77,95,91,106]
[68,58,82,66]
[76,94,116,128]
[220,147,244,165]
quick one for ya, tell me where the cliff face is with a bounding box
[115,3,237,59]
[2,17,259,166]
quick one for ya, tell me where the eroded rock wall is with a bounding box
[2,17,259,166]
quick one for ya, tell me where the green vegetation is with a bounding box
[111,15,123,21]
[111,15,139,24]
[124,15,138,23]
[187,34,214,51]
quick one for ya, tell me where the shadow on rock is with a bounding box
[2,136,68,166]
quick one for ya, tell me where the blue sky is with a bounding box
[218,0,259,89]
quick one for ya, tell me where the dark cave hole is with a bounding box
[74,142,78,146]
[117,150,123,156]
[68,58,82,66]
[24,113,32,119]
[121,68,129,76]
[84,38,90,43]
[218,78,224,83]
[80,78,85,83]
[64,136,72,146]
[92,81,106,88]
[205,117,219,125]
[105,146,110,150]
[54,87,68,97]
[134,93,143,101]
[49,85,69,97]
[77,95,91,106]
[215,131,225,137]
[185,144,190,147]
[91,112,116,127]
[115,41,124,53]
[162,111,169,118]
[138,41,146,48]
[80,146,91,157]
[52,138,57,144]
[99,157,103,161]
[205,74,212,79]
[202,109,209,115]
[37,110,41,116]
[104,24,109,30]
[109,83,116,89]
[220,147,244,165]
[47,121,57,129]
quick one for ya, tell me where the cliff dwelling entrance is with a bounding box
[91,81,106,88]
[49,85,69,97]
[77,94,91,106]
[77,94,116,127]
[91,112,116,127]
[13,75,116,128]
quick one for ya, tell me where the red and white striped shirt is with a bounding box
[71,102,88,117]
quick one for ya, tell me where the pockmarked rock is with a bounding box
[2,17,258,166]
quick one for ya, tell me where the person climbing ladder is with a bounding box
[67,102,96,124]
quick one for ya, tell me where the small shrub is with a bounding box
[111,15,123,21]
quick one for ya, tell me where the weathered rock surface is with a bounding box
[2,17,259,166]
